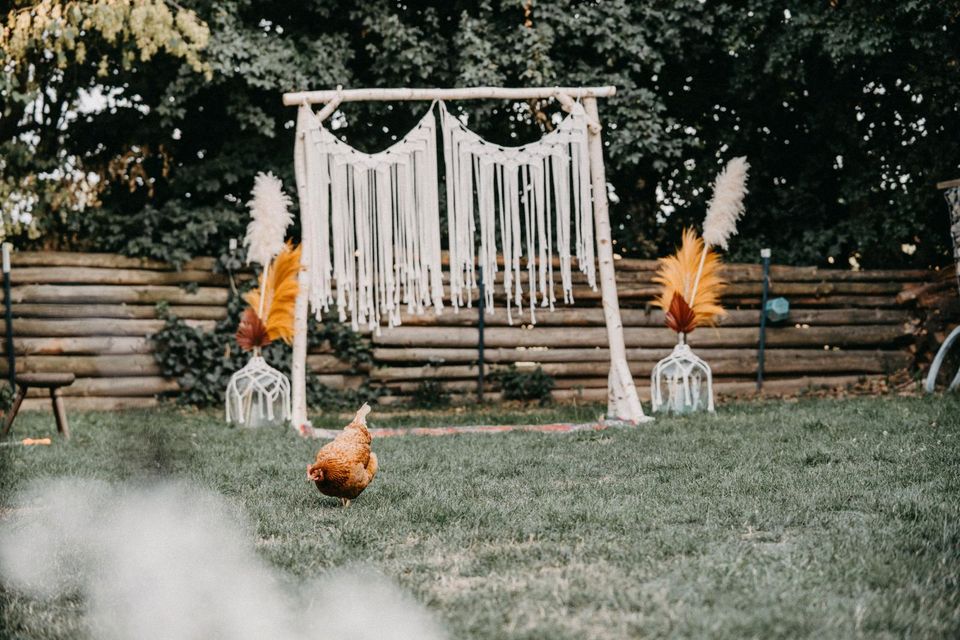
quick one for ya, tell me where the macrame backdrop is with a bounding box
[295,104,445,332]
[290,87,649,426]
[295,100,597,329]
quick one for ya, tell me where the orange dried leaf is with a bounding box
[263,243,301,344]
[665,292,697,334]
[242,242,302,345]
[653,228,726,333]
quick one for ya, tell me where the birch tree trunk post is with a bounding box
[290,105,312,431]
[581,96,652,423]
[291,271,309,430]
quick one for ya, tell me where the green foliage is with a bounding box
[0,0,210,244]
[80,201,246,269]
[0,382,13,415]
[492,364,555,404]
[151,294,377,410]
[412,379,451,409]
[3,1,958,269]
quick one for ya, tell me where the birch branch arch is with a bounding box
[285,86,652,426]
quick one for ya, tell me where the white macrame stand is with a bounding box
[285,86,652,426]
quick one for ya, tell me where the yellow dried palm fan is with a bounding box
[244,242,302,345]
[653,228,726,332]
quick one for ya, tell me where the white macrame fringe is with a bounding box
[296,104,444,333]
[295,100,597,330]
[439,101,596,325]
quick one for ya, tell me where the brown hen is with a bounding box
[306,403,379,507]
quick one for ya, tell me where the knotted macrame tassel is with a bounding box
[298,105,443,330]
[438,101,596,325]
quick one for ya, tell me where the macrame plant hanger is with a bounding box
[288,86,651,426]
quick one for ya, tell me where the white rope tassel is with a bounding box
[521,163,537,324]
[300,106,443,328]
[294,105,333,314]
[551,148,573,303]
[496,163,513,324]
[573,109,597,289]
[438,100,596,323]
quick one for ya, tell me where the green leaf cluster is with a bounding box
[492,364,555,404]
[412,379,452,409]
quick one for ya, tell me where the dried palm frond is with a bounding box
[653,228,726,333]
[243,242,302,346]
[654,227,701,307]
[244,172,293,266]
[665,292,697,335]
[236,307,270,351]
[702,156,749,250]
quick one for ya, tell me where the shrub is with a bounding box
[492,365,555,404]
[412,379,451,409]
[0,382,13,414]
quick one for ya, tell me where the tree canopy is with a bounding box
[2,0,958,269]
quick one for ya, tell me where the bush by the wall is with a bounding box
[492,365,555,404]
[412,379,451,409]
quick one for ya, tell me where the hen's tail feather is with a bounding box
[353,403,372,426]
[365,452,379,482]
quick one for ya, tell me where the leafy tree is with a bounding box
[2,0,958,270]
[0,0,209,247]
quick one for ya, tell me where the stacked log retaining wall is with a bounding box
[2,252,937,410]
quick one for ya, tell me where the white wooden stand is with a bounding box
[286,86,651,427]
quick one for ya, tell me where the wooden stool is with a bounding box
[2,373,76,439]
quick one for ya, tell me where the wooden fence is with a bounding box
[1,251,936,411]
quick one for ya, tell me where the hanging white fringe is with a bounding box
[294,100,597,331]
[295,104,445,332]
[439,101,596,325]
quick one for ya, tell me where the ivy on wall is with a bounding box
[151,291,380,410]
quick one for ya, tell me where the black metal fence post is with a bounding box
[3,243,15,388]
[757,248,771,390]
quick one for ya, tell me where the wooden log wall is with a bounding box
[1,252,933,412]
[2,253,220,412]
[371,256,930,405]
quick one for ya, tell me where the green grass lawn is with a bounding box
[1,396,959,639]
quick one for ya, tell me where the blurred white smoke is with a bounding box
[0,479,445,640]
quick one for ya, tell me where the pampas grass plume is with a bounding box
[702,156,749,250]
[245,172,293,266]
